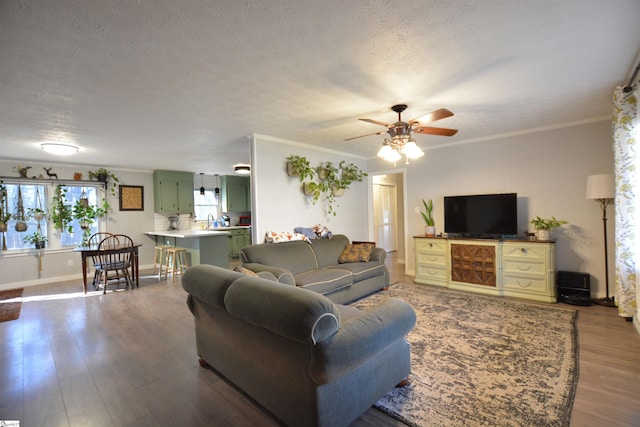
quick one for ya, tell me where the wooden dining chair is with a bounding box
[88,232,113,289]
[96,234,134,294]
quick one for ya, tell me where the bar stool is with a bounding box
[164,247,190,282]
[152,245,171,278]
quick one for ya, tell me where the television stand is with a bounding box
[414,237,556,303]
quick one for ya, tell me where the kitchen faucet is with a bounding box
[207,213,216,228]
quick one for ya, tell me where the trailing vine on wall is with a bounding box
[286,156,367,216]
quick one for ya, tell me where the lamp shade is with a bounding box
[585,173,614,200]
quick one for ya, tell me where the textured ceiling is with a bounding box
[1,0,639,175]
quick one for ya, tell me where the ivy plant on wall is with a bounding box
[286,156,367,216]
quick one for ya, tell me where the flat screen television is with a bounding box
[444,193,518,238]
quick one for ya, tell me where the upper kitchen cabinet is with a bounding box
[153,170,195,214]
[220,175,250,213]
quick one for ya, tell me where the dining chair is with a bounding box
[96,234,134,294]
[88,232,113,289]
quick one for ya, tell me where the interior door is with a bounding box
[373,182,397,252]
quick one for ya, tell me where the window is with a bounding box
[3,183,48,250]
[60,185,101,246]
[193,190,219,223]
[0,181,105,250]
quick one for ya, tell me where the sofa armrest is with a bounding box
[369,247,387,263]
[242,263,296,285]
[310,298,416,383]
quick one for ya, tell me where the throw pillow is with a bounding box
[234,265,258,277]
[338,243,375,263]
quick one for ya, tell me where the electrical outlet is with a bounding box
[414,206,420,214]
[67,259,73,267]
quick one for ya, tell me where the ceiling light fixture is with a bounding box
[377,136,424,165]
[234,164,251,175]
[41,142,79,155]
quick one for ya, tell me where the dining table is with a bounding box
[74,242,142,293]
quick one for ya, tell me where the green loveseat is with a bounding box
[239,234,389,304]
[182,264,416,427]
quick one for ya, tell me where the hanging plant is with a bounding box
[27,186,46,222]
[72,199,110,245]
[14,185,28,232]
[50,185,73,233]
[0,181,11,230]
[23,230,48,249]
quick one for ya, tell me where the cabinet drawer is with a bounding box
[416,264,448,280]
[417,253,447,267]
[503,273,550,293]
[502,244,547,261]
[502,259,547,276]
[415,239,447,254]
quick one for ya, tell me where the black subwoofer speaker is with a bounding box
[557,271,591,306]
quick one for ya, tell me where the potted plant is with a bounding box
[421,198,436,236]
[0,181,11,232]
[302,181,327,205]
[73,199,110,245]
[286,155,315,182]
[23,230,48,249]
[88,168,119,196]
[530,215,568,240]
[27,207,46,222]
[14,185,28,232]
[337,161,368,189]
[50,185,74,233]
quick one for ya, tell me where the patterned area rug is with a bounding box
[0,288,23,322]
[352,283,578,427]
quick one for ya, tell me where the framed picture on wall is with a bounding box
[119,185,144,211]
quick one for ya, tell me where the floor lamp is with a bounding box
[585,173,615,307]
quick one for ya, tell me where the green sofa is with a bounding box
[182,264,416,427]
[239,234,389,304]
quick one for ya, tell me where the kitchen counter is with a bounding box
[145,229,230,239]
[145,229,232,268]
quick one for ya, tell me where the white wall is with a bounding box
[0,160,156,290]
[368,119,614,299]
[251,134,370,242]
[0,120,615,299]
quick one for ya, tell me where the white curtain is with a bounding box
[613,80,639,318]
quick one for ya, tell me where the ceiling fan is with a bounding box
[345,104,458,164]
[345,104,458,141]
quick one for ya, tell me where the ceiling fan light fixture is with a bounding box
[401,139,424,159]
[41,142,79,155]
[234,164,251,175]
[377,143,401,162]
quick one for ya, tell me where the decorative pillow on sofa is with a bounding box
[264,231,311,244]
[338,243,375,263]
[234,265,258,276]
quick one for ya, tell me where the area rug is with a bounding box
[352,283,578,427]
[0,288,24,322]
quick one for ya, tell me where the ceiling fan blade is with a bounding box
[413,126,458,136]
[344,130,388,141]
[408,108,454,125]
[359,118,393,127]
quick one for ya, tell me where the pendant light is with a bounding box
[214,174,220,198]
[199,173,205,196]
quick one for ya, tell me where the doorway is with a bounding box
[371,172,406,266]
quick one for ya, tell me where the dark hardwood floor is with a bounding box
[1,253,639,426]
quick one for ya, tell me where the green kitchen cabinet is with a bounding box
[220,175,250,212]
[228,228,251,258]
[153,170,195,213]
